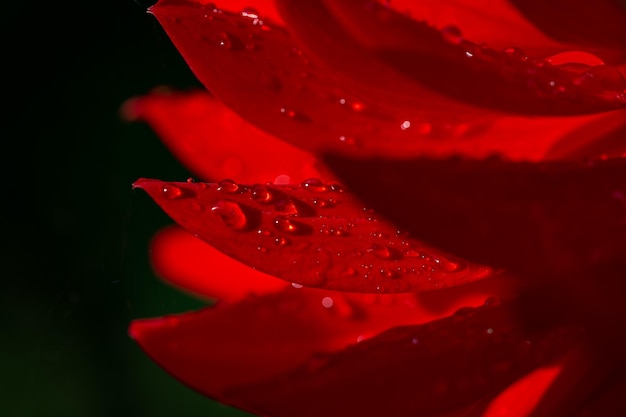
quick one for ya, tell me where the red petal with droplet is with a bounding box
[129,286,511,415]
[385,0,563,56]
[122,90,321,183]
[145,1,625,161]
[323,155,626,278]
[223,303,580,417]
[150,225,287,302]
[316,0,625,115]
[133,177,496,293]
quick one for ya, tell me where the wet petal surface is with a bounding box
[134,178,495,293]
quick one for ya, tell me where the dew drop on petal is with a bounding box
[251,184,273,203]
[273,216,312,235]
[367,243,392,260]
[291,282,303,289]
[441,25,463,45]
[545,50,605,67]
[321,296,334,308]
[400,120,411,130]
[217,179,239,193]
[240,7,260,19]
[301,178,328,192]
[161,184,183,199]
[216,31,233,49]
[211,200,248,230]
[274,236,291,247]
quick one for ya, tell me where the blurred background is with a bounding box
[2,1,250,415]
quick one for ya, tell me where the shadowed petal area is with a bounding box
[316,0,625,115]
[510,0,626,61]
[129,288,514,415]
[121,89,321,183]
[150,225,287,302]
[133,178,495,293]
[323,155,626,277]
[222,303,581,417]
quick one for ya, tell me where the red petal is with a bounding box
[323,156,626,277]
[129,286,502,414]
[223,302,581,417]
[150,225,287,301]
[510,0,626,62]
[133,178,495,293]
[317,0,626,115]
[385,0,562,55]
[121,89,321,183]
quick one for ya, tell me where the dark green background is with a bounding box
[2,1,251,416]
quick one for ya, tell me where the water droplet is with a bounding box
[186,177,195,183]
[240,7,260,19]
[546,51,604,67]
[486,327,494,335]
[274,236,291,246]
[328,182,345,192]
[280,106,310,122]
[367,243,392,259]
[216,31,232,49]
[274,198,299,215]
[291,282,303,289]
[311,197,335,208]
[321,296,334,308]
[302,178,328,192]
[502,46,526,60]
[217,179,239,193]
[379,267,400,279]
[162,184,183,199]
[338,135,358,146]
[274,216,312,235]
[441,25,463,45]
[251,184,273,203]
[211,200,248,230]
[318,224,349,236]
[257,245,268,253]
[400,120,411,130]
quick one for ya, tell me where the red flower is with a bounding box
[125,1,626,416]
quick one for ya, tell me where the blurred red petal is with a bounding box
[317,0,625,115]
[122,89,321,183]
[510,0,626,62]
[129,285,504,415]
[224,303,581,417]
[323,156,626,277]
[133,178,495,293]
[150,224,287,301]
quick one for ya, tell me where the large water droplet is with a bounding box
[211,200,248,230]
[251,184,274,203]
[216,31,233,49]
[161,184,183,199]
[217,179,239,193]
[301,178,328,192]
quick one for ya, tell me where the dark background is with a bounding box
[2,1,249,416]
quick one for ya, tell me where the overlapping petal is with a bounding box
[131,1,626,416]
[131,297,582,417]
[323,155,626,277]
[122,89,321,183]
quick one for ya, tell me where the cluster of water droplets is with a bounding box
[439,24,626,108]
[158,177,474,291]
